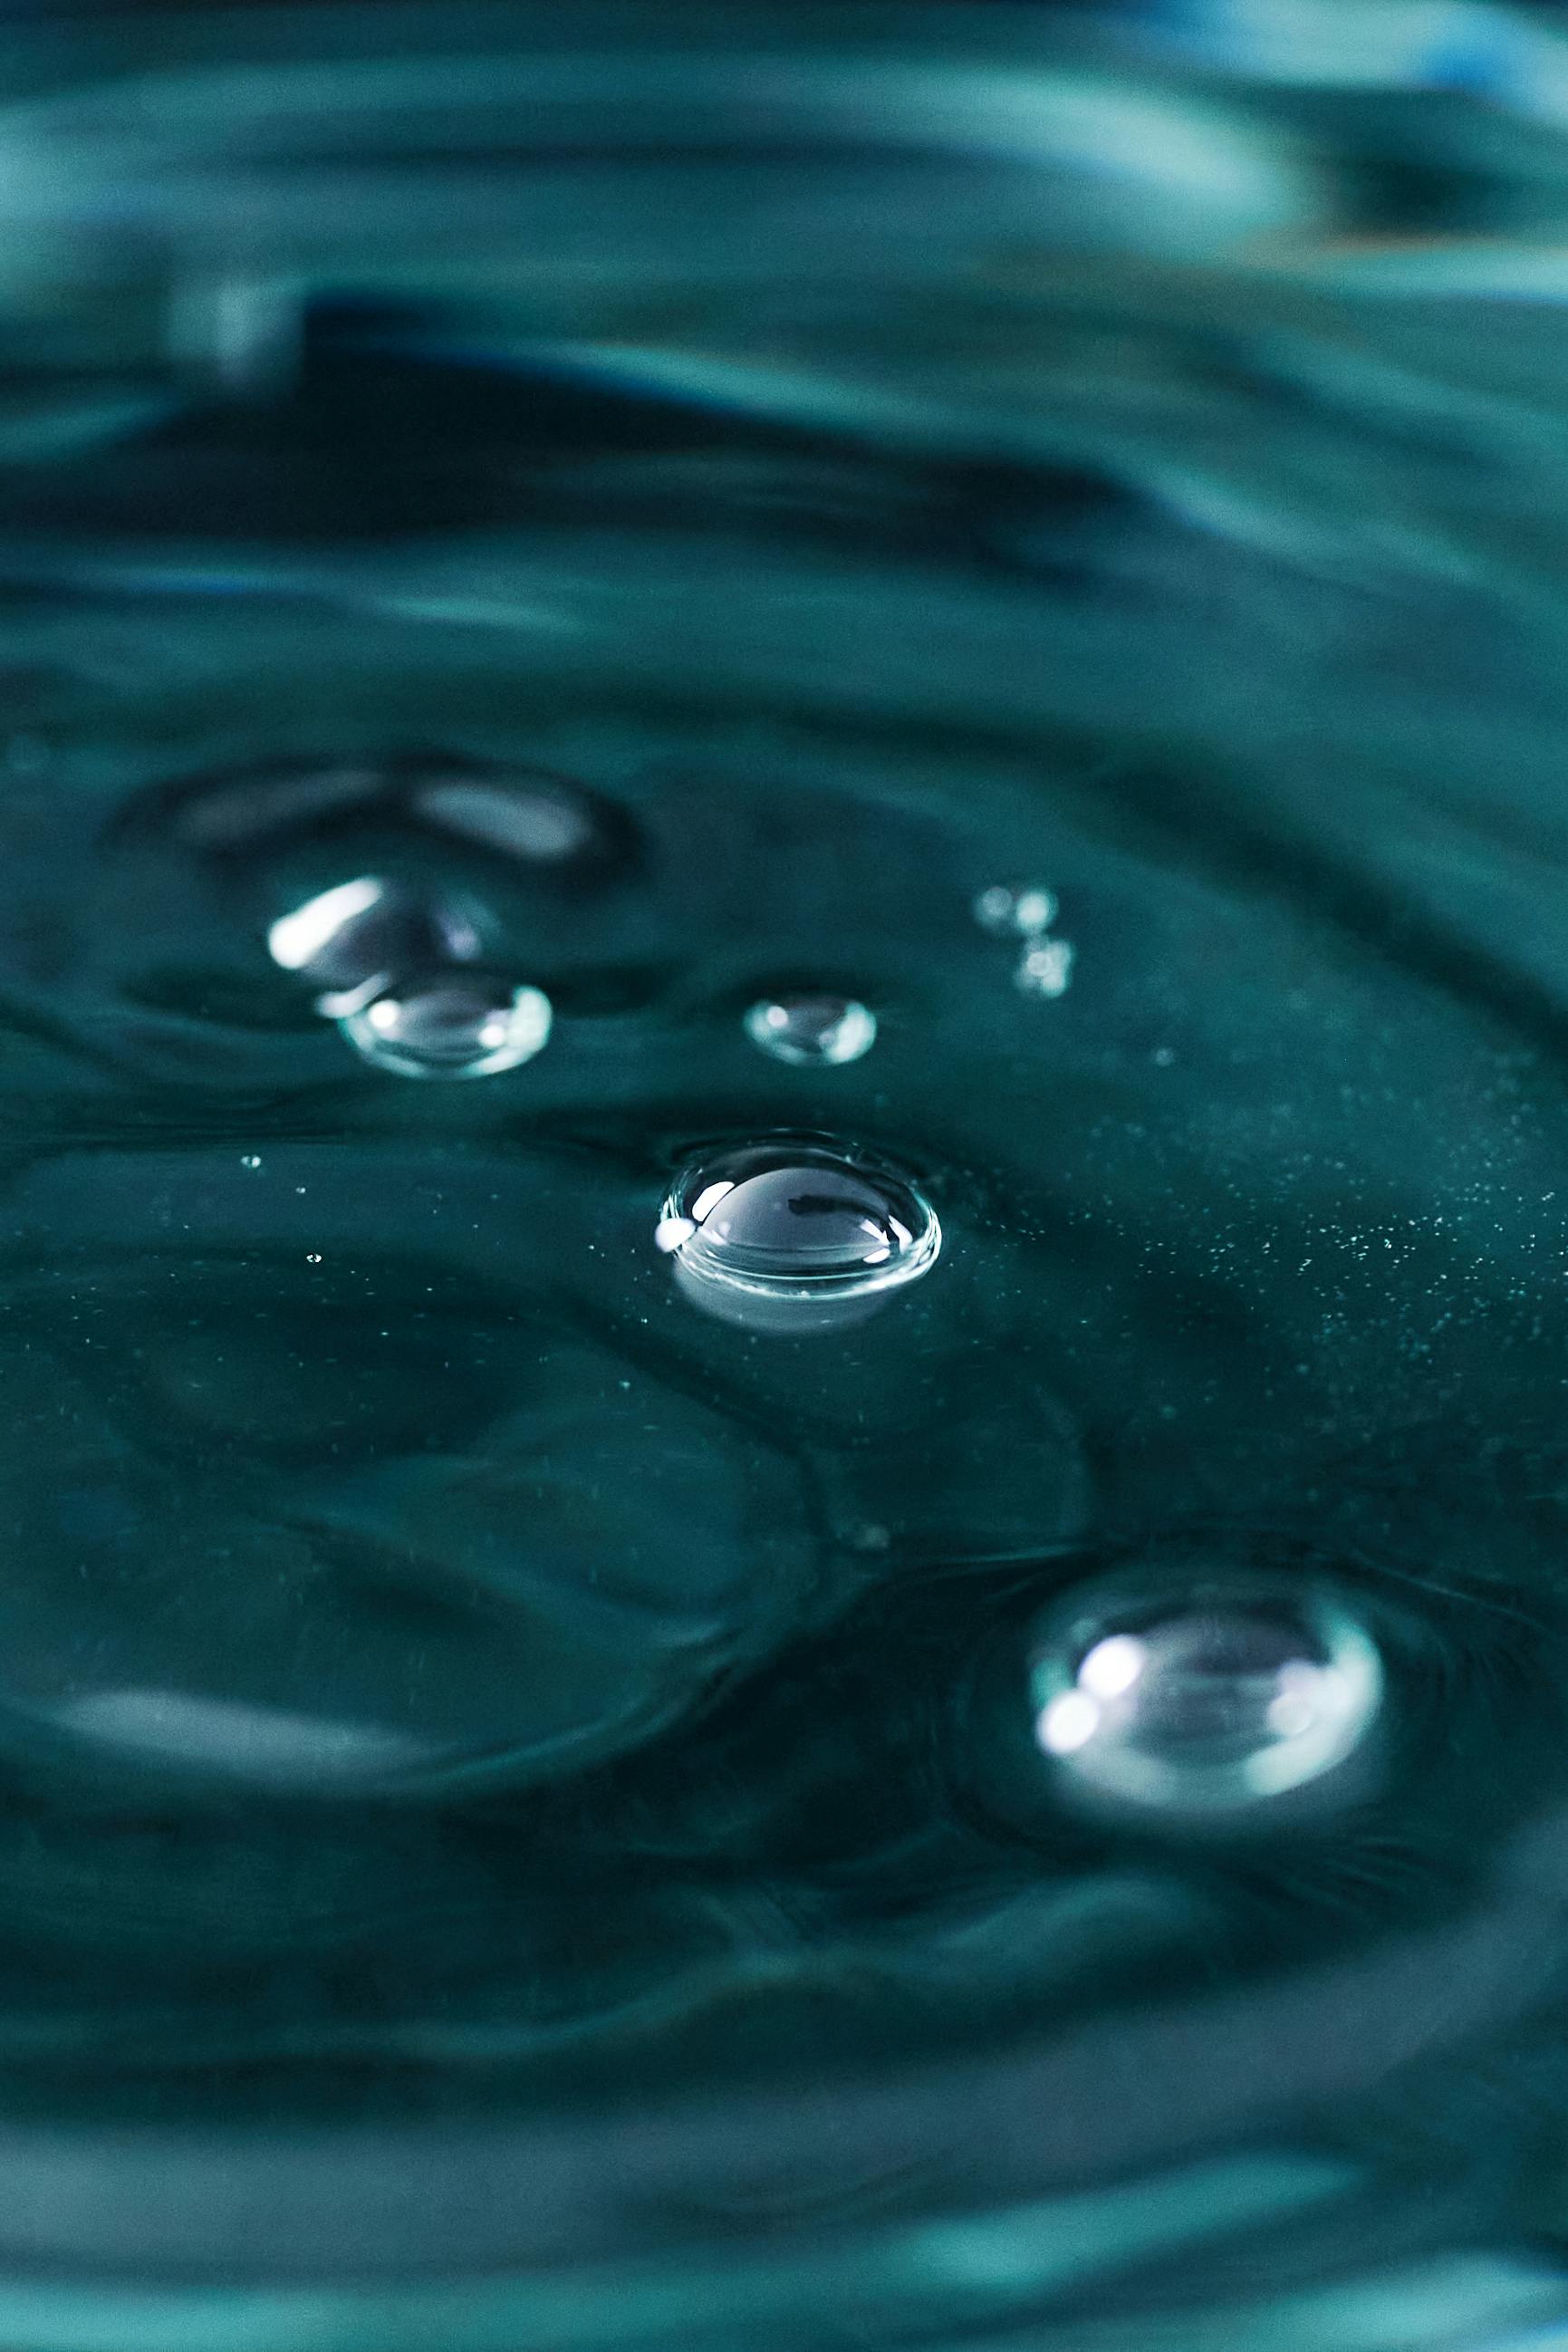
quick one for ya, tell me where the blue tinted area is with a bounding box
[0,4,1566,2347]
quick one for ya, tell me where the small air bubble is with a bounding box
[341,971,553,1080]
[743,994,877,1067]
[1015,939,1075,999]
[266,877,483,1017]
[975,883,1057,938]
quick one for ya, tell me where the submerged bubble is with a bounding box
[341,970,553,1079]
[1015,938,1075,998]
[974,882,1057,938]
[1027,1574,1382,1822]
[743,994,878,1066]
[658,1141,940,1335]
[266,876,483,1016]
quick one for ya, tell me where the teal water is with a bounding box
[4,4,1568,2347]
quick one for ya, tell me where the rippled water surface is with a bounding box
[8,3,1568,2347]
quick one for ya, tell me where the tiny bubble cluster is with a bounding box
[1015,939,1075,999]
[974,881,1074,1002]
[974,883,1057,937]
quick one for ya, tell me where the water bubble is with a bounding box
[975,882,1057,938]
[658,1140,941,1335]
[743,994,878,1067]
[1026,1574,1382,1822]
[341,970,553,1079]
[266,876,483,1016]
[1015,938,1075,998]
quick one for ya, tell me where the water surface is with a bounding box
[2,5,1568,2347]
